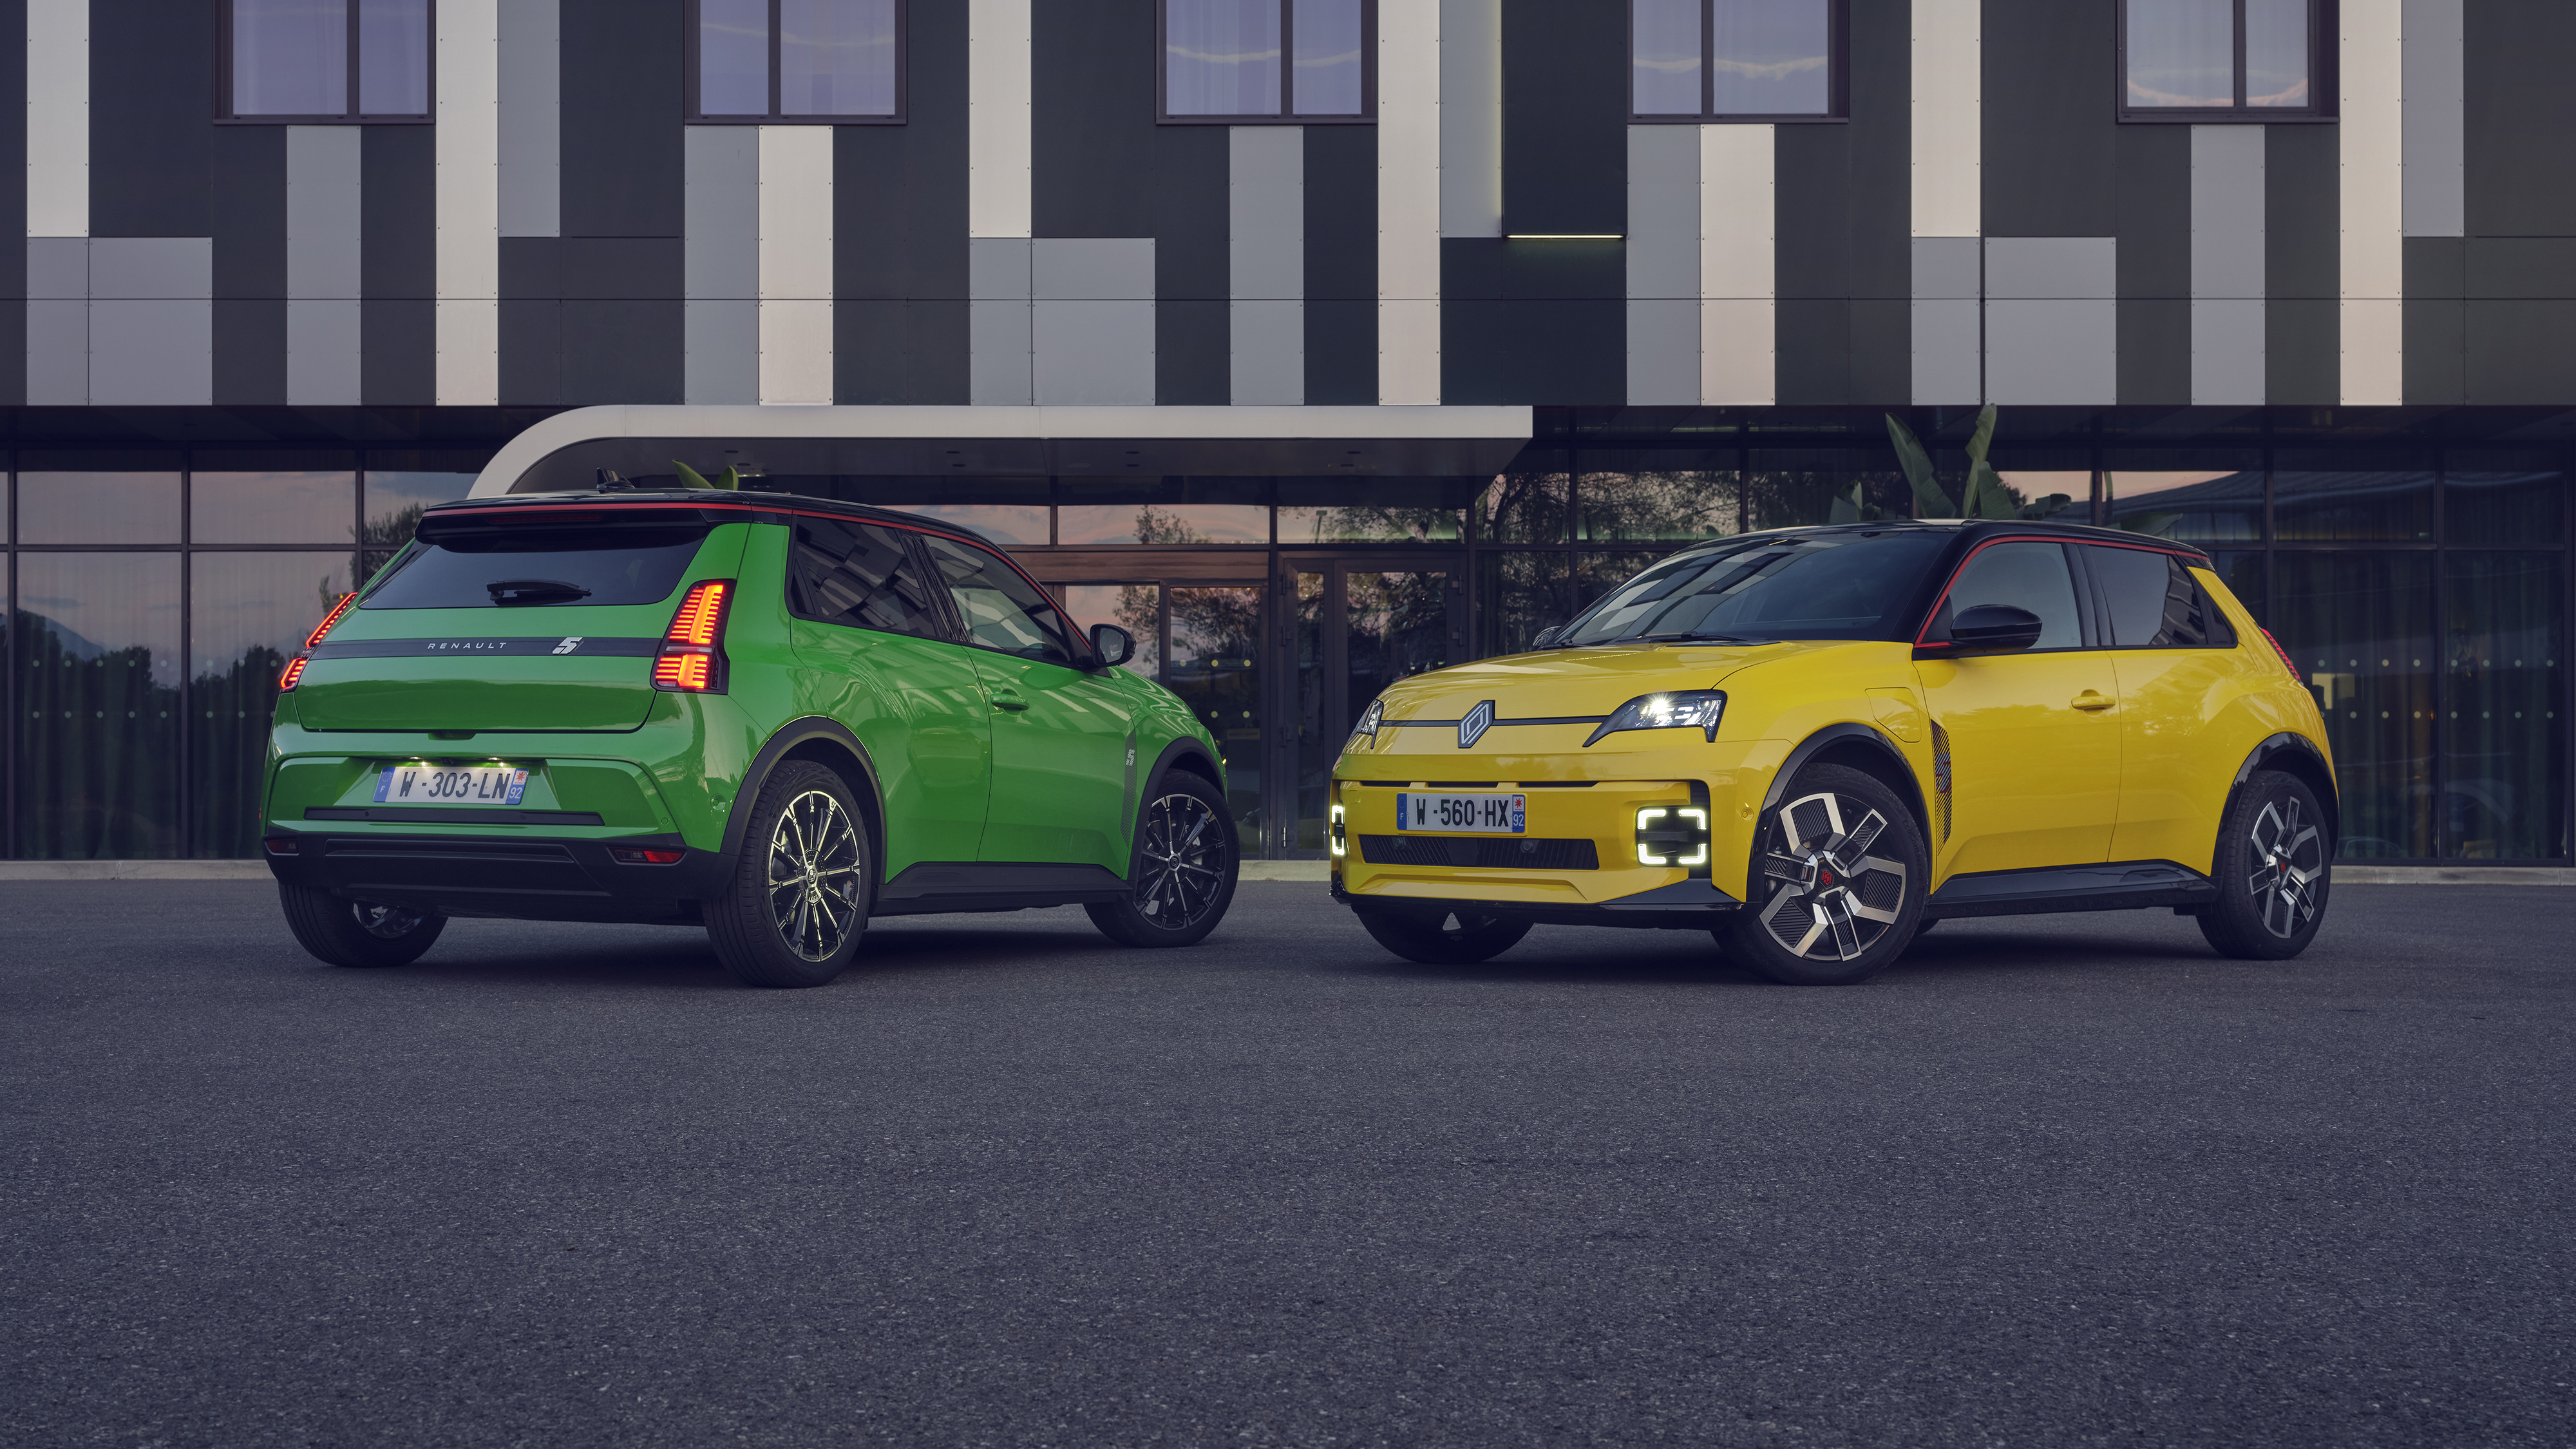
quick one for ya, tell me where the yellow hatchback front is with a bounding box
[1330,520,2338,985]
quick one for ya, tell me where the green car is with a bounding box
[261,488,1240,987]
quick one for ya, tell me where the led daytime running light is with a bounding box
[1329,803,1348,857]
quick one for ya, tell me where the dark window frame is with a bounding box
[1627,0,1850,126]
[1156,0,1378,127]
[683,0,911,126]
[2116,0,2338,126]
[216,0,437,126]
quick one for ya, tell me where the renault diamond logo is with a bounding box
[1457,700,1495,749]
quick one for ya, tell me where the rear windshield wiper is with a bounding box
[487,578,592,606]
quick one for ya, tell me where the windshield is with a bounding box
[361,524,712,609]
[1557,530,1951,645]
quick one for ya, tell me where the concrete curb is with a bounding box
[0,860,2557,886]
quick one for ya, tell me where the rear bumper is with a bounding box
[264,831,723,924]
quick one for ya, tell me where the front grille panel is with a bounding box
[1357,835,1600,870]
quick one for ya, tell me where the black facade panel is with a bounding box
[1443,238,1624,301]
[837,0,968,302]
[555,238,683,300]
[838,300,971,404]
[498,299,563,405]
[1848,298,1908,403]
[1500,0,1626,235]
[2264,124,2338,406]
[2407,235,2468,299]
[560,0,684,239]
[1031,0,1154,238]
[2465,0,2576,239]
[562,301,683,404]
[2466,238,2576,297]
[2405,303,2468,406]
[362,298,436,404]
[2114,124,2189,403]
[0,0,22,401]
[2117,299,2190,404]
[1154,126,1229,403]
[1775,0,1907,406]
[88,0,211,238]
[1775,299,1850,404]
[361,128,436,404]
[1444,302,1624,405]
[498,239,562,405]
[2467,301,2576,404]
[1979,0,2116,238]
[1305,126,1376,404]
[210,126,287,404]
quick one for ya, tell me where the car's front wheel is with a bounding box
[1086,770,1239,947]
[1718,763,1927,985]
[278,884,447,968]
[2197,770,2331,960]
[706,761,873,987]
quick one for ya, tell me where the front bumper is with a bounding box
[264,831,723,923]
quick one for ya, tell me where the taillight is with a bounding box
[654,580,733,692]
[2260,628,2300,681]
[305,591,356,649]
[278,656,309,690]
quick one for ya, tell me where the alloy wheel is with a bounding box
[1756,790,1909,961]
[1135,791,1227,931]
[765,789,866,961]
[2247,796,2325,938]
[353,902,426,939]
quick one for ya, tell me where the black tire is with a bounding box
[706,761,873,988]
[1718,762,1927,985]
[278,882,446,969]
[1086,770,1239,948]
[1356,907,1533,965]
[2198,769,2331,960]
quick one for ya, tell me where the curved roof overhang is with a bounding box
[467,404,1537,497]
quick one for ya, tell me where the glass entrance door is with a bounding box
[1277,559,1466,857]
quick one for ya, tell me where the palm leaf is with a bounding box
[673,459,715,489]
[1964,402,1998,466]
[1884,413,1956,518]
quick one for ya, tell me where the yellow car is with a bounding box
[1329,520,2336,984]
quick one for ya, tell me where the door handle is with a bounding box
[990,688,1029,712]
[2070,690,2115,712]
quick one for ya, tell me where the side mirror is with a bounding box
[1949,604,2046,653]
[1530,625,1562,650]
[1089,623,1137,668]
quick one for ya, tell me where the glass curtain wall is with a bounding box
[3,454,483,858]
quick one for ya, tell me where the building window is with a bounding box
[1160,0,1374,124]
[2120,0,2332,120]
[1630,0,1846,122]
[688,0,905,122]
[222,0,431,122]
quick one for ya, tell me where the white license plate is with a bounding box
[1396,792,1526,834]
[374,764,530,806]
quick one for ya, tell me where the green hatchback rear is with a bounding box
[263,489,1239,986]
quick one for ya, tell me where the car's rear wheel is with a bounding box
[278,883,447,968]
[1356,908,1533,965]
[1718,763,1927,985]
[2198,770,2331,960]
[706,761,872,988]
[1086,770,1239,947]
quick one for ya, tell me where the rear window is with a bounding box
[362,524,712,610]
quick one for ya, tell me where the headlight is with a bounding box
[1347,697,1385,750]
[1585,690,1726,748]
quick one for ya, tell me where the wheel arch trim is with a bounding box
[1757,721,1931,836]
[2228,732,2340,848]
[719,718,890,886]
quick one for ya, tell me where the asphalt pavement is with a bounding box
[3,879,2570,1447]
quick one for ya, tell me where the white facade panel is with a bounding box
[26,0,88,239]
[435,0,501,406]
[968,0,1032,238]
[1910,0,1979,240]
[2342,0,2406,404]
[1701,124,1774,406]
[758,126,835,404]
[1378,0,1441,404]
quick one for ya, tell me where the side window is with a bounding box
[1941,541,2083,650]
[2087,545,2235,649]
[920,535,1077,665]
[787,520,949,639]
